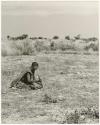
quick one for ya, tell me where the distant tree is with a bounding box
[53,36,59,39]
[81,38,88,42]
[88,37,98,41]
[34,37,38,39]
[7,35,10,39]
[74,34,81,40]
[30,37,33,40]
[65,35,70,40]
[38,37,43,39]
[14,34,28,40]
[21,34,28,39]
[50,42,55,50]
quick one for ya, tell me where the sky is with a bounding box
[1,1,99,39]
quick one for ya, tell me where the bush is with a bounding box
[34,40,44,52]
[66,110,79,124]
[2,39,34,56]
[2,36,99,56]
[88,37,98,42]
[74,34,81,40]
[84,42,99,51]
[53,36,59,39]
[13,39,34,55]
[42,94,57,104]
[57,41,76,51]
[65,36,70,40]
[50,42,57,50]
[51,106,99,124]
[38,37,43,39]
[2,41,19,56]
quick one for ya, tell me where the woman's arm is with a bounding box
[35,75,43,87]
[27,73,34,84]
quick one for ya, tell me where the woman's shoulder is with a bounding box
[20,67,32,76]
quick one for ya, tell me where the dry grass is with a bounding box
[2,39,34,56]
[1,53,99,123]
[2,38,99,56]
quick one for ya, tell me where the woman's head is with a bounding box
[31,62,39,70]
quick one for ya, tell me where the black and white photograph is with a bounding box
[1,0,99,124]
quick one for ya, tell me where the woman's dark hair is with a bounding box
[31,62,39,67]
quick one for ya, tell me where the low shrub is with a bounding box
[84,42,99,51]
[2,39,34,56]
[42,94,57,104]
[1,38,99,56]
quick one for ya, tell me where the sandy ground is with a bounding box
[1,53,99,123]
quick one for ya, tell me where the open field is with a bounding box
[1,53,99,123]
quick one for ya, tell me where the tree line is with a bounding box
[7,34,98,42]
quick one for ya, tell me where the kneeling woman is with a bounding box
[10,62,43,90]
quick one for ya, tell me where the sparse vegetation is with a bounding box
[88,37,98,41]
[1,54,99,123]
[2,39,34,56]
[1,34,99,124]
[2,35,99,56]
